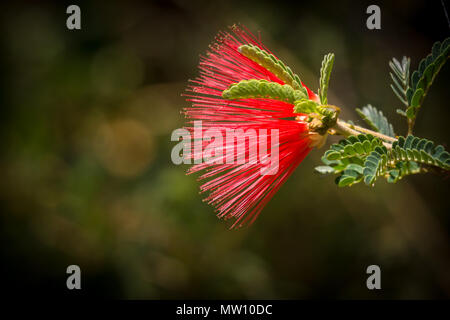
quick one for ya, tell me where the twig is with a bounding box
[333,119,396,149]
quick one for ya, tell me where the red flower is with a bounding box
[183,25,317,228]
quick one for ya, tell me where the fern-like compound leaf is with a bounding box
[238,44,307,96]
[363,135,450,186]
[222,79,306,103]
[318,53,335,105]
[318,134,450,187]
[405,37,450,118]
[391,135,450,170]
[356,104,395,137]
[389,56,410,107]
[362,146,389,186]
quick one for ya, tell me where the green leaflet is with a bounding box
[405,37,450,114]
[293,99,319,114]
[389,56,410,107]
[318,53,335,105]
[238,44,307,95]
[386,161,421,184]
[356,105,395,137]
[314,165,335,174]
[335,167,363,187]
[222,79,306,103]
[324,134,383,161]
[316,151,366,187]
[362,146,389,186]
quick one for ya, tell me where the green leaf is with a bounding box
[389,56,410,107]
[324,134,383,161]
[238,44,307,95]
[362,134,450,186]
[319,133,449,187]
[315,165,335,174]
[391,135,450,170]
[387,169,400,183]
[410,88,424,107]
[362,148,389,186]
[337,175,356,187]
[222,79,306,103]
[406,37,450,113]
[406,106,415,119]
[355,104,395,137]
[396,109,407,117]
[293,99,319,114]
[345,164,364,175]
[318,53,335,105]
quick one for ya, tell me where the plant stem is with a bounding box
[407,118,415,136]
[345,122,397,143]
[333,119,396,149]
[333,119,361,137]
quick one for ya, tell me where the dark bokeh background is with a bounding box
[0,0,449,299]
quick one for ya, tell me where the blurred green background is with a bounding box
[1,0,449,299]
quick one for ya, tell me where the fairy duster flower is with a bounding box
[182,25,339,228]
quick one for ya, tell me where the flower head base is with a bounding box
[183,25,335,228]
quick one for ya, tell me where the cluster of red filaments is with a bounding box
[183,25,320,228]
